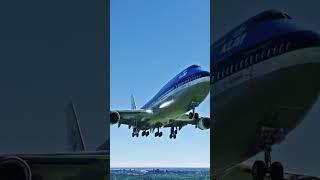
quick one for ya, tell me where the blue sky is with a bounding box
[110,0,209,168]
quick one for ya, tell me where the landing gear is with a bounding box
[132,128,140,137]
[252,127,285,180]
[189,102,200,120]
[140,130,151,137]
[154,127,162,137]
[169,126,177,139]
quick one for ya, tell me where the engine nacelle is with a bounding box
[197,117,210,130]
[110,111,120,124]
[0,156,31,180]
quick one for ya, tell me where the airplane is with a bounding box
[110,65,210,139]
[0,101,109,180]
[211,10,320,180]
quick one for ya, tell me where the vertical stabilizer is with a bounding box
[131,94,136,110]
[65,100,87,152]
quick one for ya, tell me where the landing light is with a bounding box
[159,99,174,108]
[146,109,153,113]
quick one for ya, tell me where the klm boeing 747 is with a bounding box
[110,65,210,139]
[212,10,320,180]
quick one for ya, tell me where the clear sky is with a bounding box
[110,0,209,168]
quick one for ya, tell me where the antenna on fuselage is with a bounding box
[131,94,136,110]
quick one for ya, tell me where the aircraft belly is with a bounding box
[212,47,320,176]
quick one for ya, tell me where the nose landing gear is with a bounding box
[252,127,285,180]
[132,128,139,137]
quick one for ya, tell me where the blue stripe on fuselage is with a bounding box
[141,65,210,109]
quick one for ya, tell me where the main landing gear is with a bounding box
[252,127,285,180]
[169,126,178,139]
[141,130,150,137]
[154,127,163,137]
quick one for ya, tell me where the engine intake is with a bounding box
[110,111,120,124]
[197,117,210,130]
[0,156,31,180]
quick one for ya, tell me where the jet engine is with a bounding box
[0,156,31,180]
[110,111,120,124]
[197,117,210,130]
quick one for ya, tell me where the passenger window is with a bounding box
[261,50,265,60]
[267,48,271,57]
[286,42,291,51]
[279,44,284,53]
[245,57,248,67]
[273,46,277,55]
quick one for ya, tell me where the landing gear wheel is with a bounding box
[270,162,284,180]
[159,132,163,137]
[155,132,159,137]
[142,131,145,136]
[173,134,176,139]
[188,112,194,119]
[169,134,172,139]
[194,113,199,119]
[132,133,134,137]
[252,160,266,180]
[146,131,149,136]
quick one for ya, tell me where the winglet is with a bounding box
[131,94,136,110]
[65,100,87,152]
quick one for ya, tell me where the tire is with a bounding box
[155,132,158,137]
[169,134,172,139]
[173,135,176,139]
[270,162,284,180]
[132,133,134,137]
[195,113,199,119]
[142,131,145,136]
[159,132,163,137]
[189,112,193,119]
[146,132,149,136]
[252,160,266,180]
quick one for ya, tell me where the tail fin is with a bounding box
[131,94,136,110]
[65,100,87,152]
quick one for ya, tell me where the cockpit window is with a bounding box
[188,64,200,69]
[253,10,291,23]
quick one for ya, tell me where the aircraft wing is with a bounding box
[219,162,320,180]
[0,151,109,180]
[110,109,153,126]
